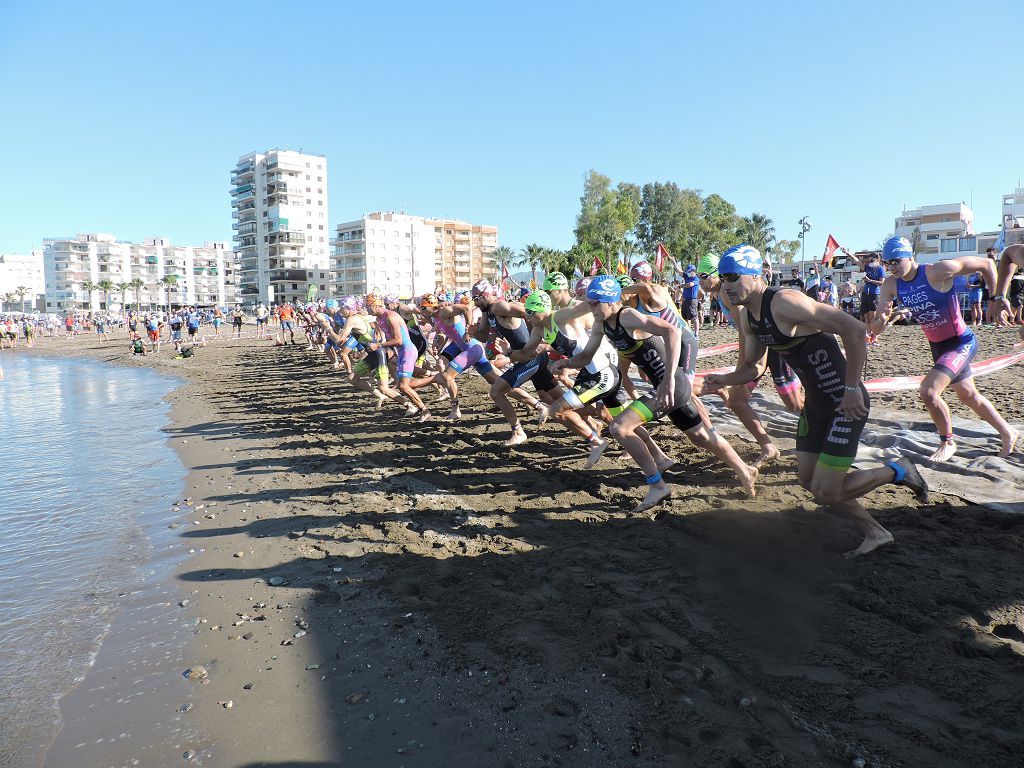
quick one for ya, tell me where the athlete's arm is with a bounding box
[869,277,898,335]
[560,321,603,371]
[929,256,995,292]
[994,248,1023,298]
[373,314,405,350]
[552,300,591,325]
[619,308,682,409]
[509,323,547,363]
[704,312,765,390]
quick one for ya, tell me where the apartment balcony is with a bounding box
[265,159,304,173]
[269,269,309,283]
[232,184,256,201]
[239,283,259,296]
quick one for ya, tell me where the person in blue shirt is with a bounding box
[858,252,885,325]
[679,264,702,337]
[967,271,984,327]
[186,306,201,340]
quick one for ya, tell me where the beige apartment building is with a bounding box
[426,218,498,292]
[894,202,974,261]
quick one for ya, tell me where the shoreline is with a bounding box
[7,328,1024,767]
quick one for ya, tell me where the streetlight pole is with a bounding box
[798,216,812,277]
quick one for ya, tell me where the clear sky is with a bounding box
[1,0,1019,257]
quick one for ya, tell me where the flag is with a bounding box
[306,283,319,301]
[655,243,670,272]
[994,220,1007,253]
[616,260,627,275]
[589,254,604,276]
[501,263,511,292]
[671,259,683,274]
[821,234,841,266]
[572,265,583,279]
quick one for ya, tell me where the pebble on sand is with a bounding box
[268,576,285,586]
[184,666,209,682]
[233,551,245,558]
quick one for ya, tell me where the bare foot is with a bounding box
[999,429,1020,458]
[892,457,929,503]
[404,404,418,417]
[928,440,957,462]
[448,405,462,421]
[417,409,431,423]
[585,438,609,468]
[504,427,527,447]
[843,528,895,558]
[536,403,551,426]
[754,443,780,468]
[634,483,672,513]
[654,456,675,473]
[434,389,450,403]
[740,464,758,499]
[373,391,386,409]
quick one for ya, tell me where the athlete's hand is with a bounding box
[548,358,567,374]
[656,378,676,410]
[838,387,867,420]
[702,374,725,393]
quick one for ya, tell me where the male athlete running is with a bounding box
[870,236,1018,460]
[567,274,758,513]
[705,245,928,557]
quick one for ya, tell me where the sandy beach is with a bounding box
[16,322,1024,767]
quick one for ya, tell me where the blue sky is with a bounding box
[1,0,1019,257]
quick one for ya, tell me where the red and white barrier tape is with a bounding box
[697,341,739,358]
[693,344,1024,390]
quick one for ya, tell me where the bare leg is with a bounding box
[608,410,671,511]
[721,386,779,466]
[919,369,957,461]
[951,379,1019,456]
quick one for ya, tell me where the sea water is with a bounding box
[0,355,185,767]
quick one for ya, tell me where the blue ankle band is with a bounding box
[646,472,662,485]
[886,461,905,483]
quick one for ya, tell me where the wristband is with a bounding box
[991,295,1005,301]
[844,385,860,392]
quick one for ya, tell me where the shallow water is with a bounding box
[0,355,184,767]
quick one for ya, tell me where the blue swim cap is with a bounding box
[325,298,339,310]
[718,245,763,276]
[585,274,622,303]
[882,236,913,260]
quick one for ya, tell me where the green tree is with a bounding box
[129,278,145,309]
[97,279,114,310]
[82,280,98,310]
[909,226,922,255]
[491,245,515,283]
[2,291,16,312]
[769,239,801,265]
[115,281,131,311]
[575,171,641,263]
[15,285,29,313]
[518,243,546,287]
[160,275,179,314]
[737,213,776,255]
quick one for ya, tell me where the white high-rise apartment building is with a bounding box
[332,212,437,298]
[0,250,45,311]
[231,149,330,306]
[331,212,497,298]
[43,233,236,312]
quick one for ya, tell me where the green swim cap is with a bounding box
[542,272,569,291]
[616,275,634,288]
[697,253,720,276]
[524,290,552,314]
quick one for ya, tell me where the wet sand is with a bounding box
[17,322,1024,767]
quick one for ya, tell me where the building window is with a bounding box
[959,236,977,252]
[940,239,958,253]
[317,176,322,182]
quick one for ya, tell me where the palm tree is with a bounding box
[519,244,546,288]
[491,245,515,284]
[97,280,114,311]
[15,286,29,313]
[82,280,98,311]
[160,275,179,314]
[739,213,776,256]
[1,292,15,312]
[130,278,145,310]
[115,281,131,312]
